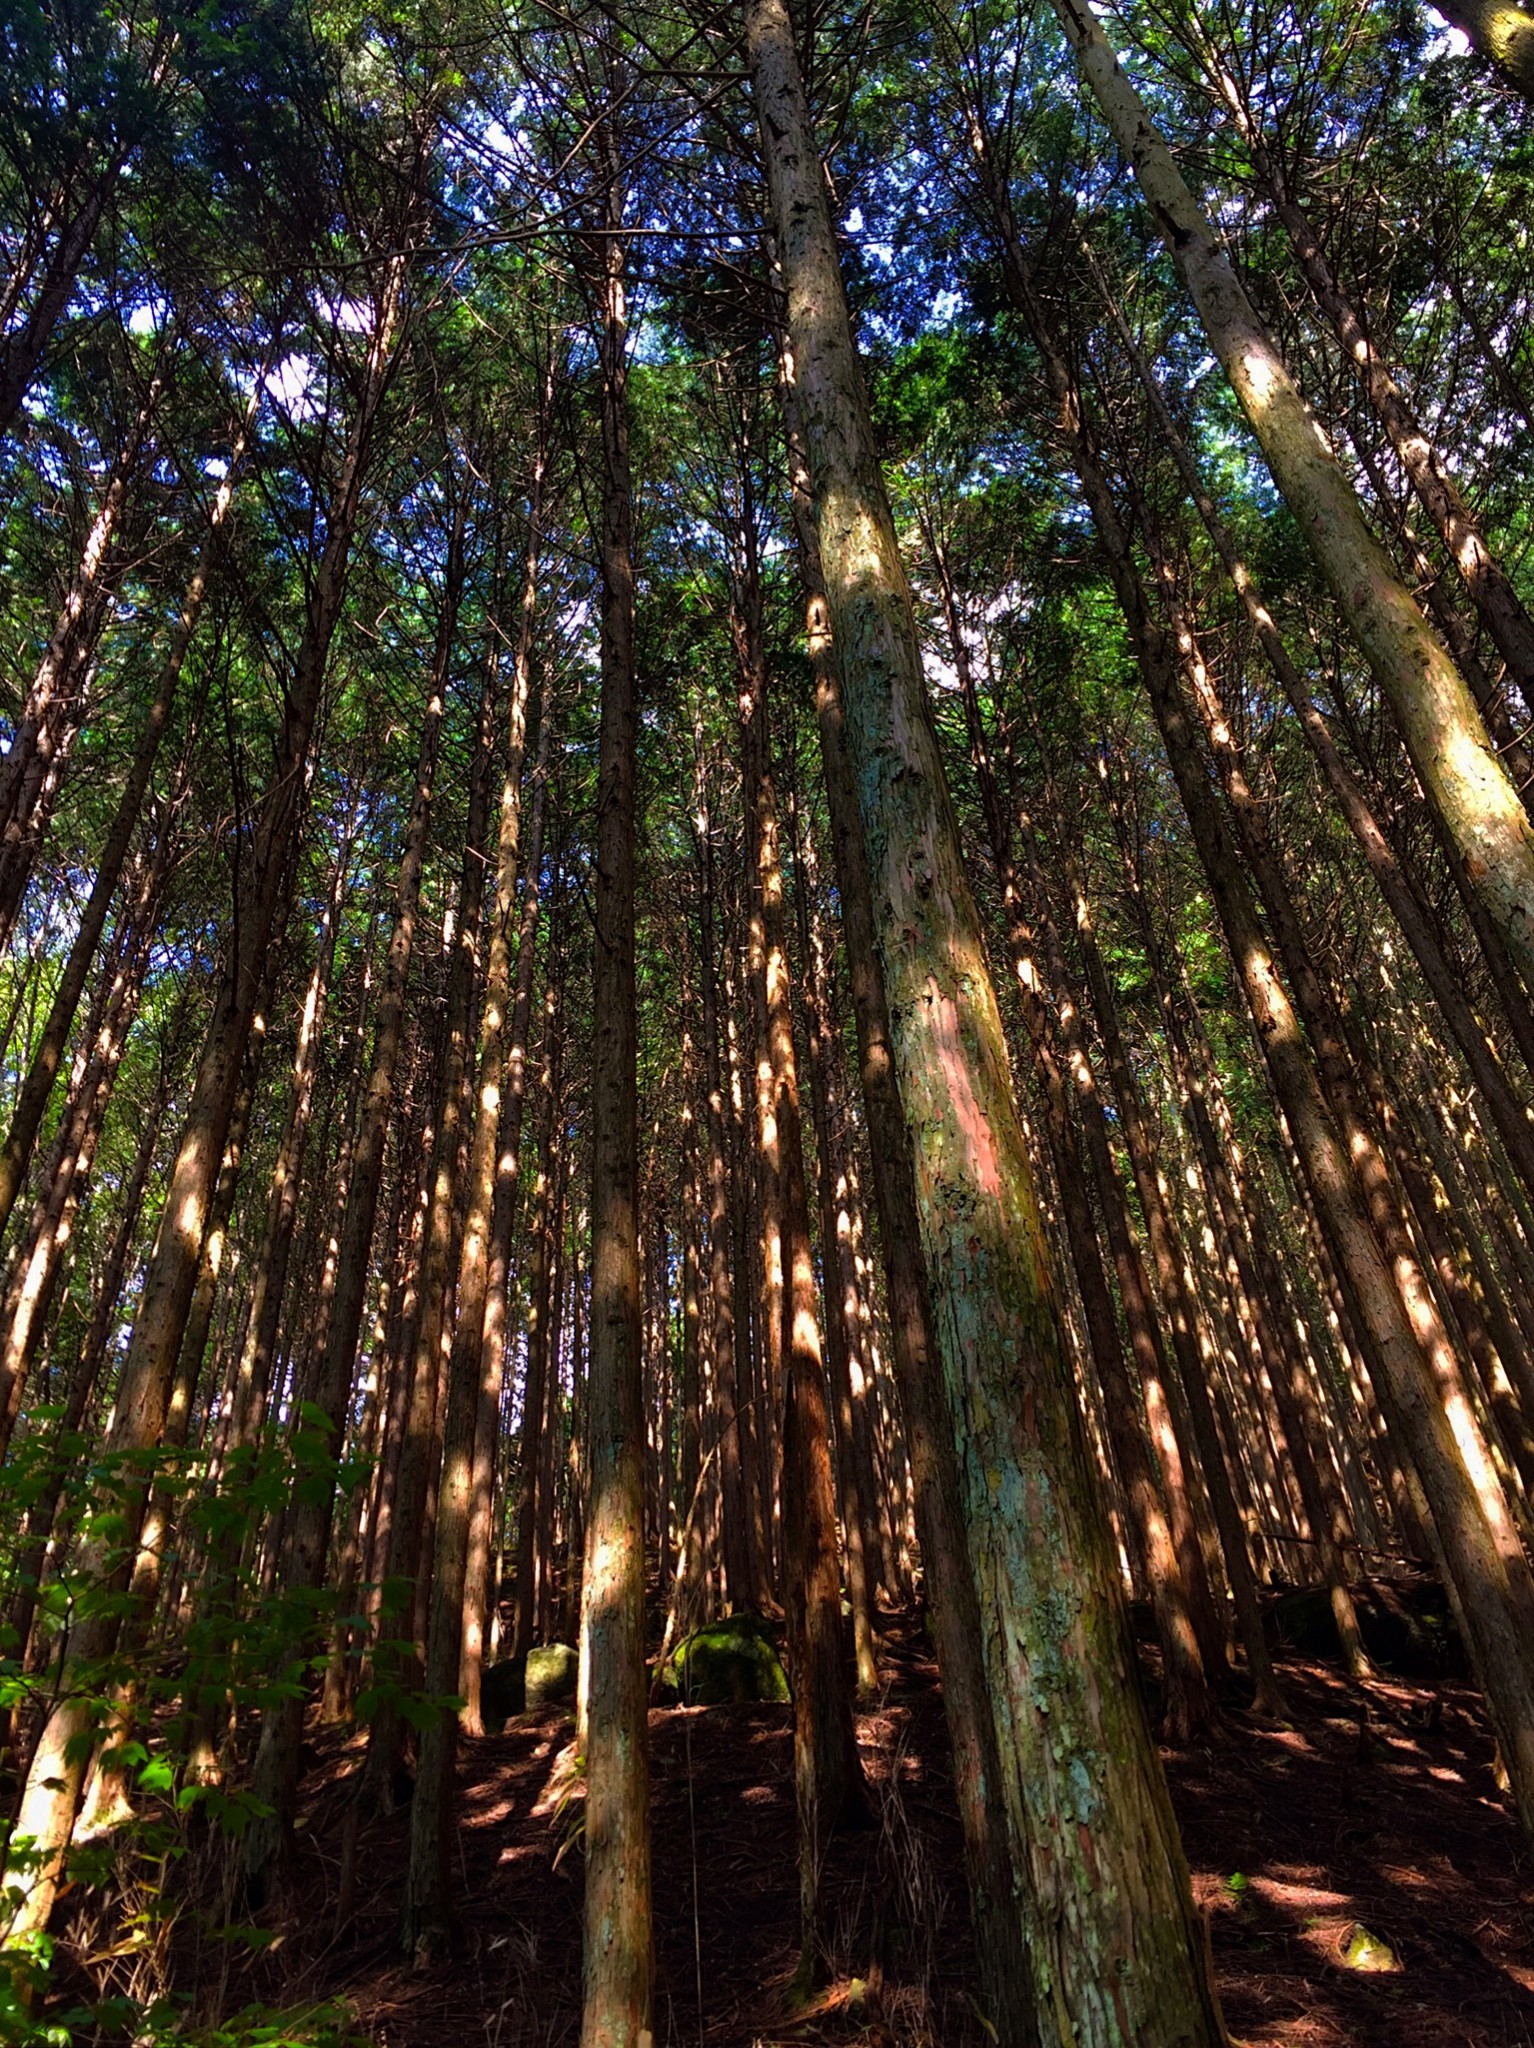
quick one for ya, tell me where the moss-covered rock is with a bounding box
[525,1641,579,1709]
[662,1613,790,1705]
[1342,1923,1397,1972]
[479,1644,578,1729]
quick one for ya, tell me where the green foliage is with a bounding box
[0,1974,369,2048]
[0,1420,387,2027]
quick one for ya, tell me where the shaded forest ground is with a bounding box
[93,1608,1534,2048]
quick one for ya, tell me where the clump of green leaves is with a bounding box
[0,1428,384,2036]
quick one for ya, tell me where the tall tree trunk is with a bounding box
[575,130,652,2048]
[537,1140,571,1646]
[361,587,496,1820]
[0,964,139,1452]
[0,366,161,851]
[790,798,878,1694]
[3,1042,170,1693]
[928,523,1220,1737]
[184,836,355,1782]
[510,992,564,1665]
[0,802,177,1458]
[1044,0,1534,993]
[671,989,709,1637]
[1408,0,1534,105]
[359,1030,437,1696]
[732,505,863,1974]
[693,731,751,1609]
[1219,95,1534,715]
[463,663,558,1723]
[0,426,246,1240]
[783,443,1046,2048]
[1087,256,1534,1207]
[81,1028,263,1831]
[747,9,1226,2039]
[778,318,1051,2048]
[221,838,352,1495]
[0,161,125,438]
[405,420,557,1950]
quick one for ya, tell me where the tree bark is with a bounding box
[510,983,564,1664]
[361,585,496,1820]
[0,367,161,855]
[790,797,879,1693]
[405,428,557,1951]
[1086,255,1534,1207]
[463,660,558,1721]
[693,732,751,1610]
[575,130,652,2048]
[1221,95,1534,714]
[747,7,1226,2038]
[1425,0,1534,102]
[928,521,1220,1738]
[3,1044,169,1693]
[732,507,863,1971]
[0,423,247,1240]
[1047,0,1534,992]
[778,365,1043,2045]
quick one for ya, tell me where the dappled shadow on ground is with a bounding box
[271,1621,986,2047]
[223,1620,1532,2047]
[1169,1658,1534,2046]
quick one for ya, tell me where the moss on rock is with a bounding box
[1342,1923,1397,1972]
[525,1641,578,1709]
[479,1644,578,1730]
[662,1612,790,1705]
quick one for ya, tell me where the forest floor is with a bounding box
[151,1608,1534,2048]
